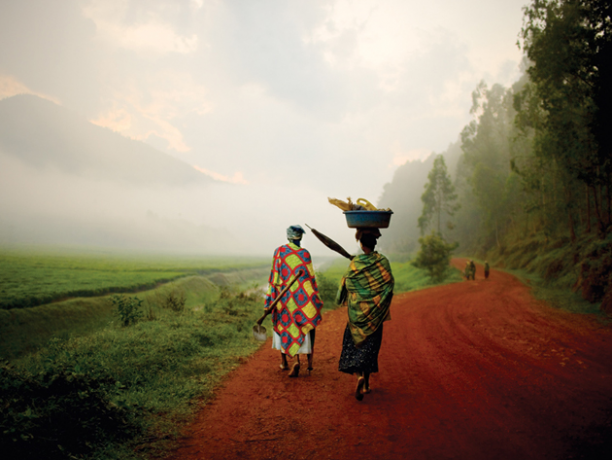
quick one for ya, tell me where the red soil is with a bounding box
[166,259,612,460]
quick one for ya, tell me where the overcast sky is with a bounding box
[0,0,528,255]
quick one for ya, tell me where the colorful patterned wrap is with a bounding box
[264,243,323,356]
[336,252,394,347]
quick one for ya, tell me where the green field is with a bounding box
[0,247,269,310]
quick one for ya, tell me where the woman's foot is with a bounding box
[355,377,365,401]
[362,386,371,394]
[279,364,288,370]
[288,362,300,378]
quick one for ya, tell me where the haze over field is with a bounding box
[0,0,527,256]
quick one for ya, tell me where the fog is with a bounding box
[0,0,529,258]
[0,149,365,257]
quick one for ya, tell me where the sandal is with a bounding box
[288,362,300,378]
[363,386,371,394]
[355,377,365,401]
[279,364,288,371]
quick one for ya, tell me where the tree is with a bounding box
[517,0,612,235]
[412,232,458,282]
[418,155,459,236]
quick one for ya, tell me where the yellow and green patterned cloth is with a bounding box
[336,252,394,347]
[264,243,323,356]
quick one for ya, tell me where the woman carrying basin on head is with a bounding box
[337,228,394,400]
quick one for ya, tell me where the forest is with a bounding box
[379,0,612,313]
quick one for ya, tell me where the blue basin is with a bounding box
[343,210,393,228]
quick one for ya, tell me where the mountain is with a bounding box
[0,94,244,254]
[0,94,211,187]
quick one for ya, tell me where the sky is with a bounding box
[0,0,528,256]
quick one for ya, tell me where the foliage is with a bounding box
[412,233,459,282]
[315,271,339,305]
[456,79,525,252]
[113,295,144,327]
[418,154,459,237]
[392,259,462,292]
[377,153,439,254]
[516,0,612,236]
[0,361,139,460]
[160,289,187,312]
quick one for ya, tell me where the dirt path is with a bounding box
[167,259,612,460]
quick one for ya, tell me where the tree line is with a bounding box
[383,0,611,263]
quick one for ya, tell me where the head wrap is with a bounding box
[287,225,306,241]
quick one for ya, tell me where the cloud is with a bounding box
[90,71,212,152]
[0,74,61,104]
[82,0,199,55]
[193,165,248,184]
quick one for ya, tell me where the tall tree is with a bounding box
[458,81,523,248]
[517,0,612,235]
[418,155,459,236]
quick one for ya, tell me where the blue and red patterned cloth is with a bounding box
[264,242,323,356]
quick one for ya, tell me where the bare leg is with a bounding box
[307,329,315,372]
[280,352,288,370]
[355,372,365,401]
[288,355,300,378]
[363,372,371,393]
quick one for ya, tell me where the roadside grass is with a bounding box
[1,280,267,460]
[481,232,612,319]
[494,266,605,317]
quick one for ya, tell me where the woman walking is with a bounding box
[337,228,394,400]
[263,225,323,377]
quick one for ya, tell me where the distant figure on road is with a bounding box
[263,225,323,378]
[464,261,471,280]
[337,228,394,401]
[469,260,476,280]
[484,261,490,280]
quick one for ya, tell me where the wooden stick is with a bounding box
[256,269,305,325]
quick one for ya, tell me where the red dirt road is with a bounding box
[167,259,612,460]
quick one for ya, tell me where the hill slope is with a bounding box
[0,94,210,187]
[0,95,241,253]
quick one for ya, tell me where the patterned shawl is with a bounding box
[336,252,394,347]
[264,243,323,356]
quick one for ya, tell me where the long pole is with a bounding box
[256,269,305,325]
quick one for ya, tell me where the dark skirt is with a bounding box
[338,323,384,374]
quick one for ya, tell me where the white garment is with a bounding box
[272,330,312,354]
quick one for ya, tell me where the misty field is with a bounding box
[0,248,270,310]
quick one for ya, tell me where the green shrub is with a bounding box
[161,289,186,312]
[0,362,139,460]
[412,232,459,282]
[113,295,144,326]
[316,271,339,304]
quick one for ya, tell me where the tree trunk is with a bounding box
[592,184,604,234]
[586,184,592,233]
[567,185,576,243]
[606,178,612,232]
